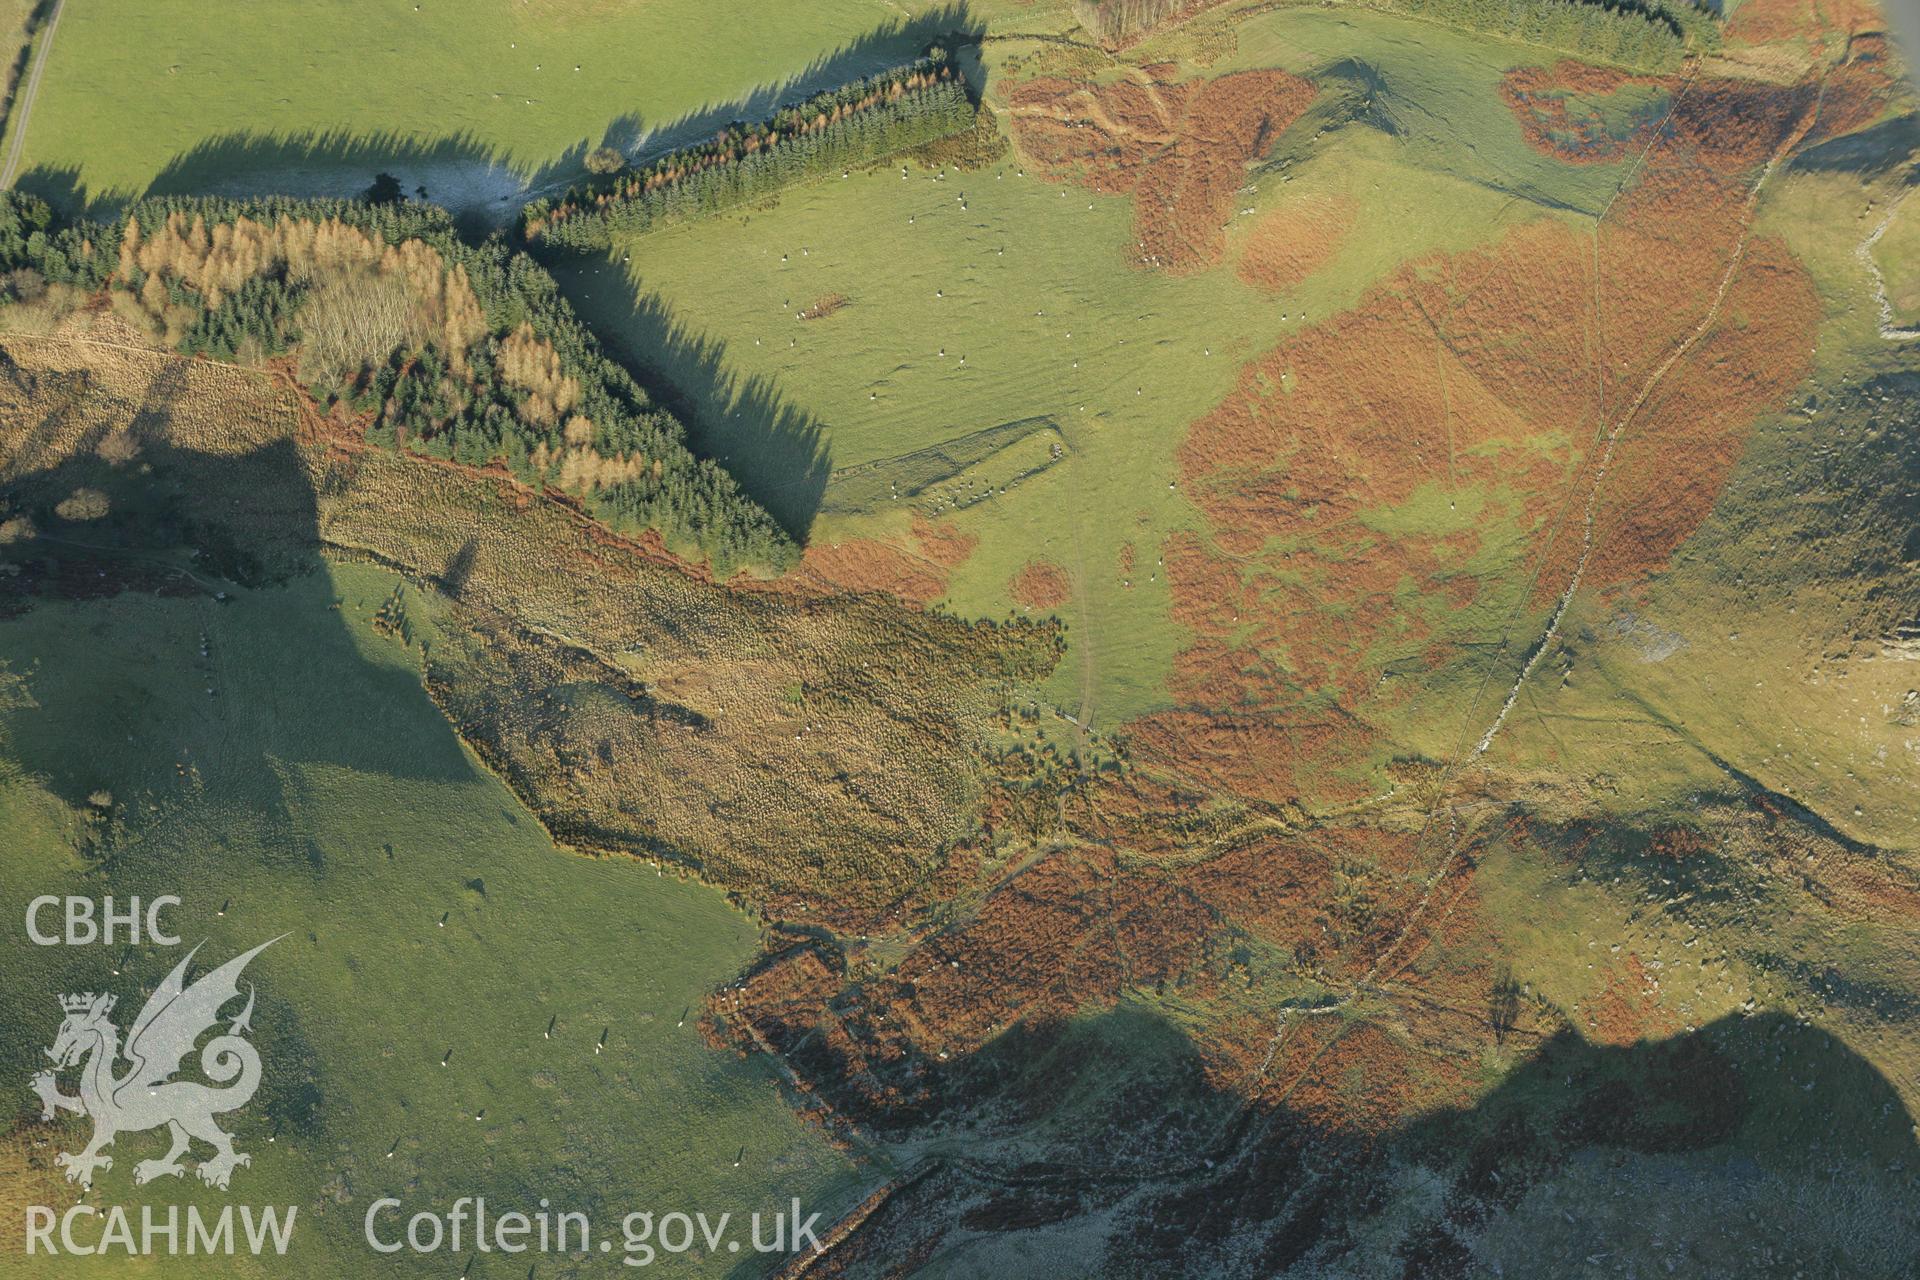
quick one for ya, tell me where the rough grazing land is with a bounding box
[1010,67,1318,273]
[2,0,1918,1273]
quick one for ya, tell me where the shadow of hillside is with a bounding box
[0,353,475,796]
[767,996,1920,1277]
[21,3,983,229]
[553,270,832,542]
[1793,112,1920,175]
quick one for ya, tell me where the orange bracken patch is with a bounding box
[1726,0,1818,44]
[1577,235,1819,591]
[1586,953,1683,1046]
[1125,708,1379,808]
[1148,71,1826,804]
[911,517,978,568]
[1010,69,1317,274]
[1010,558,1072,609]
[1499,62,1663,165]
[794,519,975,604]
[1236,193,1356,293]
[799,538,947,602]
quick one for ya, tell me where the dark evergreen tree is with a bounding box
[526,53,979,251]
[365,172,405,204]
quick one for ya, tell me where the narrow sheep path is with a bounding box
[1246,61,1836,1103]
[1857,185,1920,343]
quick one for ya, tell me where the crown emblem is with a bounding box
[35,939,279,1192]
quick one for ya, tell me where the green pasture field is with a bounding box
[556,3,1642,732]
[13,0,960,211]
[0,560,870,1277]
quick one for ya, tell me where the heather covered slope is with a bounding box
[579,0,1920,1272]
[0,0,1917,1275]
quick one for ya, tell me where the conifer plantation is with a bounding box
[524,50,977,251]
[0,191,796,571]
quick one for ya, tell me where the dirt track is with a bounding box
[0,0,66,189]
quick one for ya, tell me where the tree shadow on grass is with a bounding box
[10,162,91,217]
[25,2,983,231]
[143,126,576,237]
[558,275,832,542]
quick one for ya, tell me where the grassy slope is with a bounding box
[0,561,867,1277]
[1872,190,1920,328]
[1480,156,1920,852]
[559,4,1642,731]
[1450,88,1920,1155]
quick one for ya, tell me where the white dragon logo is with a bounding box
[29,937,281,1191]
